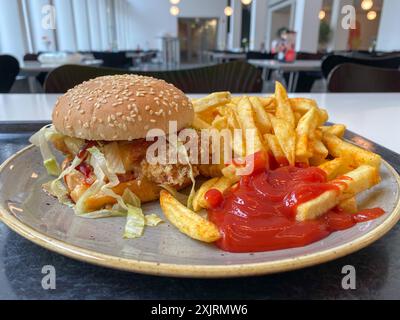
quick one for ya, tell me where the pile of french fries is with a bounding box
[160,82,382,243]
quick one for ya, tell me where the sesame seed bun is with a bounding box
[52,75,194,141]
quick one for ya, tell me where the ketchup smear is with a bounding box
[208,165,384,253]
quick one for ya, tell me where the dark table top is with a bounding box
[1,131,400,300]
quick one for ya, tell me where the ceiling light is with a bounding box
[170,6,180,16]
[224,6,233,16]
[367,10,377,20]
[241,0,252,5]
[170,0,180,4]
[361,0,373,11]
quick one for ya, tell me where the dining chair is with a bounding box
[23,52,47,87]
[321,54,400,79]
[0,55,20,93]
[44,61,263,94]
[91,51,132,69]
[327,63,400,92]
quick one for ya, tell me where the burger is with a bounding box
[30,75,198,229]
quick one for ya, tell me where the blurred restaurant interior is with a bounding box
[0,0,399,94]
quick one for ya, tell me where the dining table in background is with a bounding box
[248,59,322,92]
[19,59,104,93]
[204,50,247,64]
[0,92,400,299]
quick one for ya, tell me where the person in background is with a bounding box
[271,27,289,61]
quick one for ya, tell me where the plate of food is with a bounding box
[0,76,399,278]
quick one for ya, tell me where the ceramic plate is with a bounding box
[0,145,400,278]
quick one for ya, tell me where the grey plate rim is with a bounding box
[1,144,400,278]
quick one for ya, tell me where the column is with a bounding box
[72,0,91,51]
[53,0,77,51]
[249,0,269,51]
[0,0,28,61]
[293,0,323,52]
[228,0,242,49]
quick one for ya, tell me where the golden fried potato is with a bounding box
[236,97,265,156]
[296,165,380,221]
[321,124,346,138]
[323,133,381,168]
[270,115,296,165]
[192,177,219,211]
[160,190,221,243]
[318,157,353,180]
[249,96,272,134]
[275,82,295,128]
[295,107,319,162]
[192,92,231,113]
[338,197,358,214]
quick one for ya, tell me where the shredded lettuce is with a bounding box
[122,188,141,207]
[145,214,164,226]
[87,146,128,211]
[42,180,74,207]
[63,136,85,155]
[30,125,61,176]
[123,205,145,238]
[177,143,196,210]
[103,142,126,174]
[33,136,161,238]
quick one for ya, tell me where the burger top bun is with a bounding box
[52,74,194,141]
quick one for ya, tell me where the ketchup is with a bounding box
[208,166,384,253]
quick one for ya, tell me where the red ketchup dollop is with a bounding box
[208,166,384,253]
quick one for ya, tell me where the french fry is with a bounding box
[295,107,319,162]
[290,98,328,125]
[211,115,228,130]
[310,138,328,159]
[275,82,295,128]
[212,176,236,194]
[318,157,353,180]
[160,190,221,243]
[323,133,381,168]
[221,164,240,181]
[338,197,358,214]
[192,177,219,211]
[249,96,272,134]
[199,164,224,178]
[193,114,211,130]
[264,134,286,163]
[294,112,302,126]
[296,165,380,221]
[321,124,346,138]
[257,97,276,111]
[290,98,318,114]
[309,155,327,166]
[236,97,265,156]
[270,115,296,165]
[192,92,231,113]
[218,105,246,157]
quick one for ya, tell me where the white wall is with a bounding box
[0,0,28,61]
[293,0,322,52]
[250,0,269,51]
[376,0,400,51]
[126,0,227,50]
